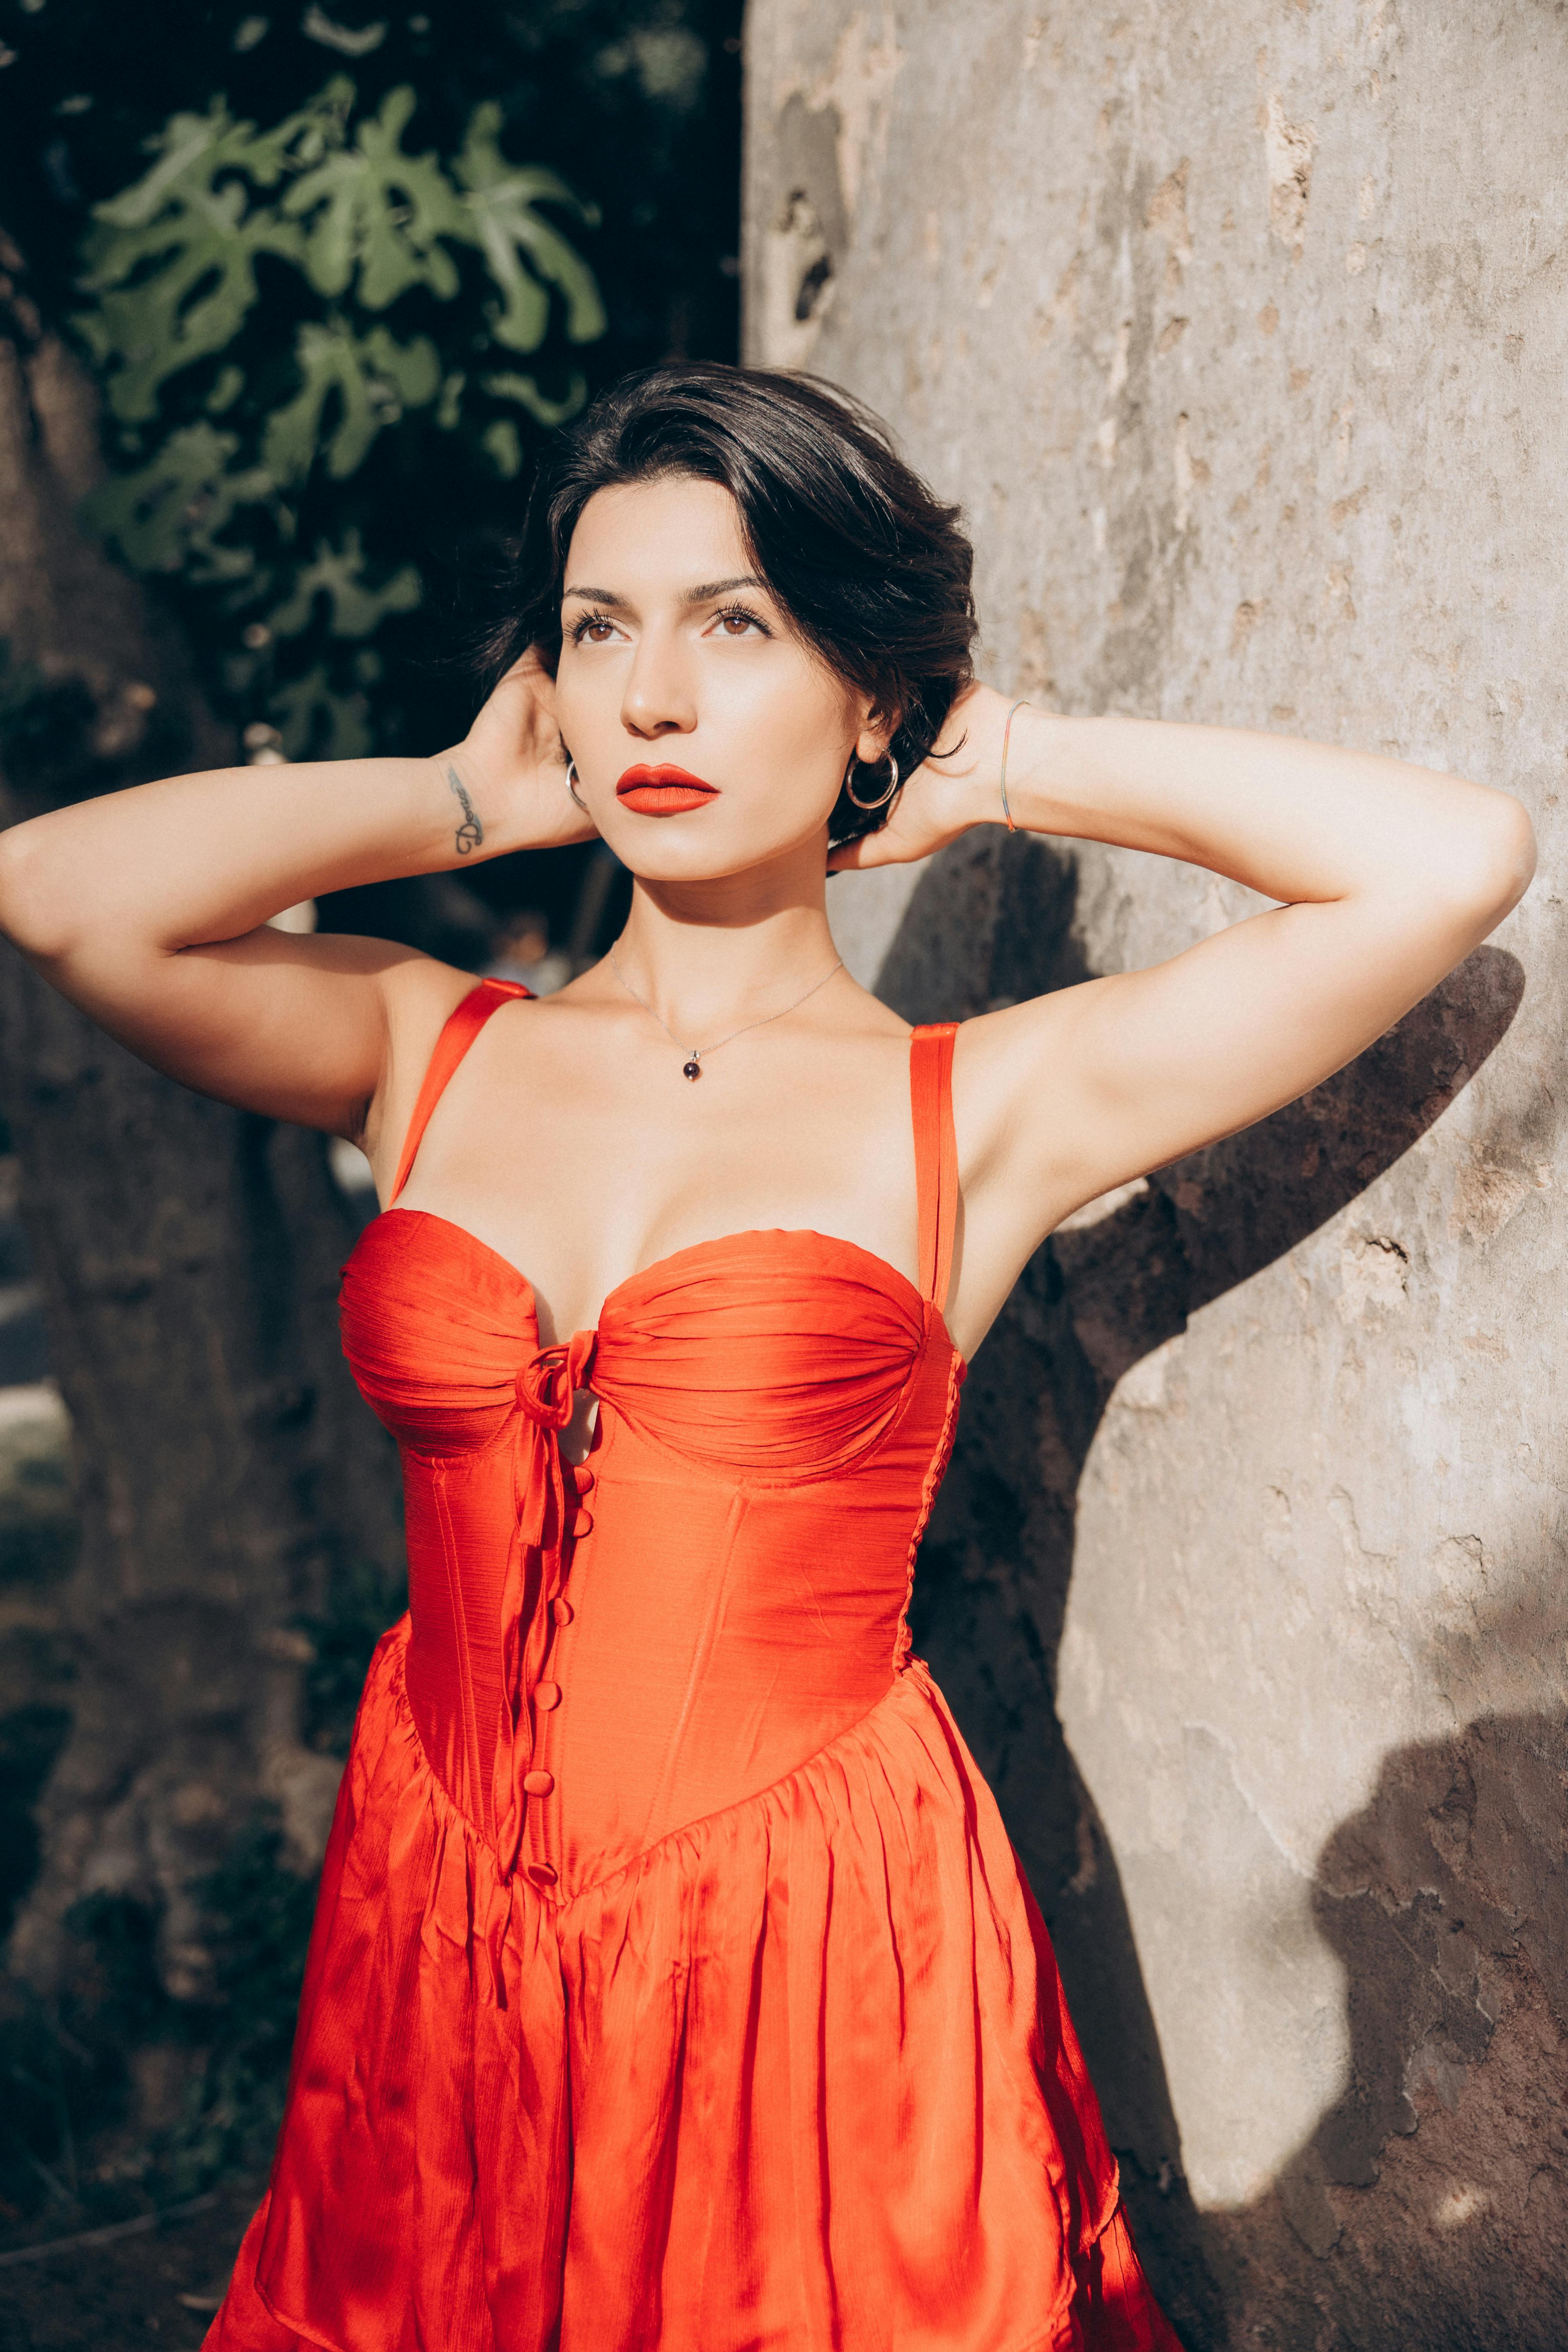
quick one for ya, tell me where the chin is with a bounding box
[598,812,825,881]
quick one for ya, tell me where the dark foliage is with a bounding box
[0,0,743,944]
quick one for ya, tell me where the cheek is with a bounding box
[727,682,848,828]
[720,653,852,770]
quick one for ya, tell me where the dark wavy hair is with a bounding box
[476,361,978,851]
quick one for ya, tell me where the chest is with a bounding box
[392,1022,924,1343]
[339,1213,960,1478]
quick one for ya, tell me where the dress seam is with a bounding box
[893,1337,964,1669]
[429,1467,487,1837]
[548,1664,927,1905]
[393,1331,953,1488]
[399,1418,516,1469]
[378,1622,925,1909]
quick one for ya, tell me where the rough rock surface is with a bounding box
[744,6,1566,2344]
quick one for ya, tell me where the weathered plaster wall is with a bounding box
[744,6,1567,2344]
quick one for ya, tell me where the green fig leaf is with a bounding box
[270,664,374,761]
[451,104,606,352]
[283,84,467,309]
[481,369,588,428]
[73,85,353,421]
[81,421,274,579]
[264,530,422,640]
[261,318,441,484]
[481,418,522,478]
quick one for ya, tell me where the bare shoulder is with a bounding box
[378,945,483,1030]
[359,949,485,1163]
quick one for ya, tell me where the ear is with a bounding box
[854,702,899,766]
[516,647,560,726]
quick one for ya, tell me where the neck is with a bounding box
[610,839,840,1034]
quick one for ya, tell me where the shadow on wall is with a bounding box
[1253,1706,1568,2347]
[873,832,1540,2349]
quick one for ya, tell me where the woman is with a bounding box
[0,365,1532,2350]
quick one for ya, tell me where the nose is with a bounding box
[620,619,698,741]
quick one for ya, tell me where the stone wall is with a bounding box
[743,6,1567,2344]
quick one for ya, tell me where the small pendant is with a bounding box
[682,1057,702,1081]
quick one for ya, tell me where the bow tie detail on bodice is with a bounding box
[495,1327,597,1880]
[514,1327,597,1545]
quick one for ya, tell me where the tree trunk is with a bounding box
[0,248,404,2050]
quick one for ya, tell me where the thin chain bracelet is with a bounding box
[999,698,1029,832]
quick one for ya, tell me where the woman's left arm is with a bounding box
[831,687,1536,1316]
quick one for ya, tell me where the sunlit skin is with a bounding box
[0,474,1535,1366]
[546,477,885,882]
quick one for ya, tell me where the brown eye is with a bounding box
[712,605,768,638]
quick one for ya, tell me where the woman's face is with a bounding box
[547,475,883,880]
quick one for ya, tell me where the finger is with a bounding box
[826,837,870,873]
[827,831,899,873]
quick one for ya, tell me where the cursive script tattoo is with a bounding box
[446,765,483,856]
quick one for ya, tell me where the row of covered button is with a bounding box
[522,1461,594,1862]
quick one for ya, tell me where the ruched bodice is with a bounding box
[208,982,1182,2352]
[339,1211,962,1896]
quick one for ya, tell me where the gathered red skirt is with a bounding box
[206,1620,1180,2351]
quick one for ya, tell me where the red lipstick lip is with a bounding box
[616,763,720,817]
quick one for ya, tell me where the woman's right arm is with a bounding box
[0,659,585,1153]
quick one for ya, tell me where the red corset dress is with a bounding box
[207,981,1182,2352]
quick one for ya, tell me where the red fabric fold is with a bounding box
[208,1630,1180,2352]
[206,1045,1185,2349]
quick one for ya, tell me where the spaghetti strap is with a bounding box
[389,978,530,1205]
[909,1023,959,1314]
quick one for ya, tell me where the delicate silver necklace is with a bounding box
[609,940,845,1081]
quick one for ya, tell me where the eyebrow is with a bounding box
[561,574,768,609]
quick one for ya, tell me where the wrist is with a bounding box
[937,755,1005,839]
[437,732,586,860]
[430,743,484,856]
[928,684,1025,834]
[956,698,1064,833]
[986,704,1078,835]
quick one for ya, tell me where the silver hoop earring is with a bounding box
[565,758,589,813]
[842,748,900,812]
